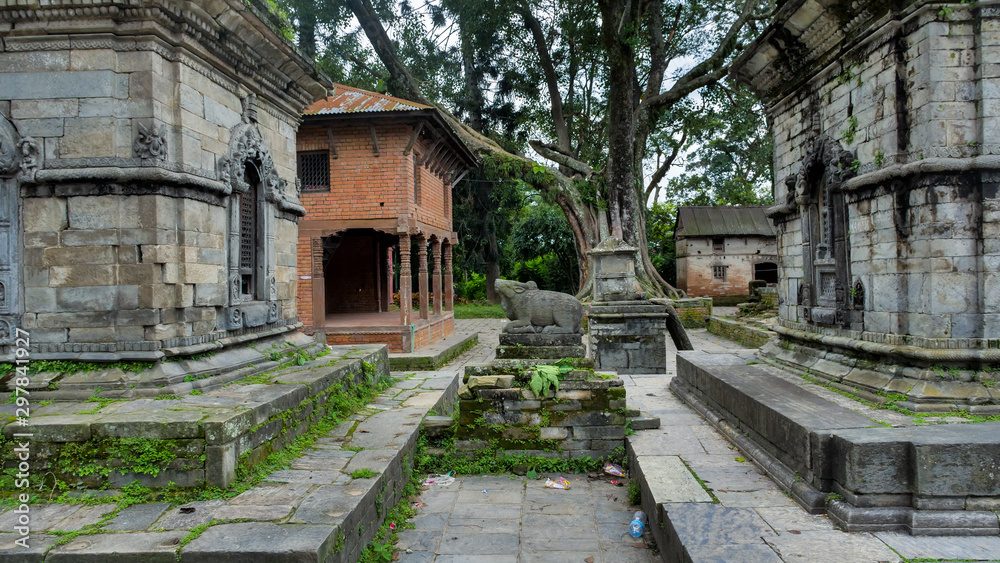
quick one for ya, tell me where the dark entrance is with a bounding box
[754,262,778,284]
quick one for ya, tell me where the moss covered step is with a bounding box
[0,345,390,489]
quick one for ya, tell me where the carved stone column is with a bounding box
[443,242,454,312]
[431,238,442,316]
[398,233,412,326]
[311,237,325,332]
[417,235,430,320]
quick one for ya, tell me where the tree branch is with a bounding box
[644,129,685,203]
[519,1,571,152]
[529,140,595,178]
[635,0,759,118]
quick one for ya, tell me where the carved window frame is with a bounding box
[217,98,282,331]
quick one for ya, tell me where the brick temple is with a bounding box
[295,85,476,352]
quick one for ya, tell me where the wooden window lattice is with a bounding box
[298,151,330,192]
[712,265,728,281]
[239,168,257,298]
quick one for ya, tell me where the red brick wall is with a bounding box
[327,333,405,353]
[297,121,452,232]
[325,233,379,313]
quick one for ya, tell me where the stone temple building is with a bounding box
[295,85,476,353]
[732,0,1000,410]
[0,0,329,363]
[674,206,778,298]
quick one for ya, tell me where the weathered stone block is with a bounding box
[570,425,625,440]
[23,197,68,233]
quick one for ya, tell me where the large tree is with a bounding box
[336,0,770,299]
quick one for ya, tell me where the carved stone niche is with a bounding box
[217,96,283,331]
[794,135,856,327]
[0,115,32,346]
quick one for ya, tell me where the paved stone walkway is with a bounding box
[397,474,656,563]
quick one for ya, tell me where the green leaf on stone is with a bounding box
[529,365,564,399]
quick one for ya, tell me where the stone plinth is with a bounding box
[495,332,586,360]
[587,238,669,374]
[672,350,1000,535]
[0,345,388,489]
[454,326,626,460]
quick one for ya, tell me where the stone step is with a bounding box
[0,364,461,563]
[671,349,1000,535]
[421,415,456,438]
[389,331,479,371]
[627,414,659,430]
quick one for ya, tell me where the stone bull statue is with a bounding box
[495,279,583,334]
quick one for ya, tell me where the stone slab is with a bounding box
[48,531,188,562]
[179,522,337,562]
[875,531,1000,559]
[103,502,170,531]
[637,455,713,503]
[763,530,902,563]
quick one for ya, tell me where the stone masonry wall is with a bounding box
[456,367,627,460]
[740,1,1000,347]
[0,1,328,359]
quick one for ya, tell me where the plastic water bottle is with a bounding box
[629,511,647,537]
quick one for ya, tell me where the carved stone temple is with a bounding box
[733,0,1000,411]
[0,0,329,363]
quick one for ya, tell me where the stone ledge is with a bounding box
[671,350,1000,535]
[1,345,390,489]
[706,316,775,348]
[388,331,478,371]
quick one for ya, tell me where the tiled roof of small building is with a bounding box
[675,206,775,237]
[304,84,433,114]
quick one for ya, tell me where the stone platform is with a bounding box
[670,350,1000,535]
[623,328,1000,563]
[388,330,479,371]
[1,344,390,489]
[0,350,461,562]
[4,330,326,401]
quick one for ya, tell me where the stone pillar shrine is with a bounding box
[733,0,1000,412]
[587,238,673,374]
[0,0,330,363]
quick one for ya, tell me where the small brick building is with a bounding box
[675,206,778,298]
[296,85,476,352]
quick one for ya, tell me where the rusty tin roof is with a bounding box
[304,84,433,114]
[675,206,775,237]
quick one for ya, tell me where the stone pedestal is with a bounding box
[587,238,669,374]
[495,333,586,360]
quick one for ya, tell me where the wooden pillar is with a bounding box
[399,233,411,326]
[417,235,430,320]
[443,242,454,312]
[431,238,442,316]
[374,236,382,312]
[310,237,325,332]
[385,245,393,312]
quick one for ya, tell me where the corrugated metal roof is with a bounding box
[675,206,775,237]
[304,84,432,115]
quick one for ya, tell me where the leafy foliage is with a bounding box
[528,364,572,398]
